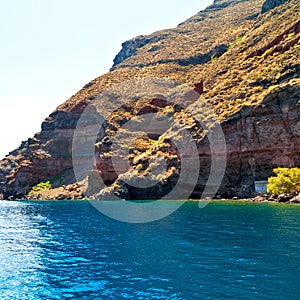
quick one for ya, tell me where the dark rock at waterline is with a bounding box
[277,194,294,203]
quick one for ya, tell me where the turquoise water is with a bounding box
[0,200,299,299]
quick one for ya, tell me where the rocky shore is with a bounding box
[4,190,300,204]
[248,194,300,204]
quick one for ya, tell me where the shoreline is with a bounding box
[2,197,300,204]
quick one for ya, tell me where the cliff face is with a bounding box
[221,80,300,197]
[0,0,299,199]
[261,0,290,13]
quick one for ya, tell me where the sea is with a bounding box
[0,200,299,299]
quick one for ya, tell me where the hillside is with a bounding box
[0,0,299,200]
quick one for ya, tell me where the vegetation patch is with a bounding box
[29,181,52,195]
[267,168,300,195]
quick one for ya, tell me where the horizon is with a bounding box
[0,0,212,159]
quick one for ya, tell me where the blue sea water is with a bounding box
[0,200,299,300]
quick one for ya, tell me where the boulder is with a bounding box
[290,195,300,203]
[253,195,265,202]
[277,194,294,202]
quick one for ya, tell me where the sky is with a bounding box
[0,0,213,159]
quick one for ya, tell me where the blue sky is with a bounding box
[0,0,212,158]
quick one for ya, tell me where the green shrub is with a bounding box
[236,37,243,45]
[262,48,273,58]
[29,181,52,195]
[287,32,295,40]
[267,168,300,195]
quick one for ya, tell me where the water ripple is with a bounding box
[0,200,299,299]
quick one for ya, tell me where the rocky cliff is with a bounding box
[0,0,299,200]
[261,0,290,13]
